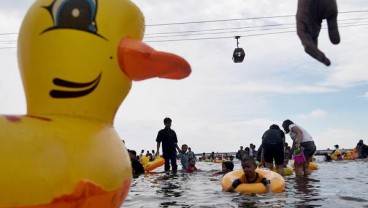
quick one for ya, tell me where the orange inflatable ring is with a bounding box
[221,168,285,193]
[144,156,165,172]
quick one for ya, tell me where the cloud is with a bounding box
[363,92,368,100]
[315,127,360,149]
[1,0,368,154]
[299,109,327,119]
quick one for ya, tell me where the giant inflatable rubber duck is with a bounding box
[1,0,190,207]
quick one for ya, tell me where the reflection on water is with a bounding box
[124,157,368,207]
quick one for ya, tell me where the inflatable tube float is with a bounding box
[352,148,359,158]
[272,167,294,176]
[144,156,165,172]
[221,168,285,193]
[2,0,191,207]
[141,156,150,167]
[290,161,318,170]
[214,159,225,163]
[343,150,357,160]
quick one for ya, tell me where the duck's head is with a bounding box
[18,0,191,123]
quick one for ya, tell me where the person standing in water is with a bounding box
[156,117,181,175]
[282,119,316,177]
[261,124,285,176]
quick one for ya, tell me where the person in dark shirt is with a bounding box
[261,124,285,176]
[156,117,181,175]
[236,146,244,161]
[356,139,368,158]
[128,149,145,178]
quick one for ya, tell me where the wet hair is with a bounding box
[164,117,172,124]
[223,161,234,171]
[241,156,257,166]
[282,119,294,133]
[270,124,280,130]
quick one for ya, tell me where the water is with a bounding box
[123,156,368,207]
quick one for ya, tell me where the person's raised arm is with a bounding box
[296,0,340,66]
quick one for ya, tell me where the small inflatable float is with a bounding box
[290,161,318,170]
[143,156,165,172]
[272,167,294,176]
[221,168,285,193]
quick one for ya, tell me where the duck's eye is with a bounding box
[47,0,97,33]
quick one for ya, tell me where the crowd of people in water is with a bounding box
[125,117,367,193]
[323,140,368,162]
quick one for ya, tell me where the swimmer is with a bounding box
[224,156,271,193]
[213,161,234,176]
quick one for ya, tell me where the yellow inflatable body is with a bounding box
[290,161,318,170]
[332,150,357,160]
[331,150,343,160]
[141,156,151,167]
[221,169,285,193]
[1,0,191,207]
[342,151,355,160]
[144,156,165,172]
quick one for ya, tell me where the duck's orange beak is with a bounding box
[118,38,191,81]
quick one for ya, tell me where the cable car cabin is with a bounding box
[233,47,245,63]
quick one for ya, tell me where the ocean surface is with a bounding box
[123,156,368,207]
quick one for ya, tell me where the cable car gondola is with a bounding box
[232,36,245,63]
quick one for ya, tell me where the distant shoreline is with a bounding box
[195,149,353,157]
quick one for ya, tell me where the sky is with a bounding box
[0,0,367,154]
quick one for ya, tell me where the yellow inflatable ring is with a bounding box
[144,156,165,172]
[272,167,294,176]
[290,161,318,170]
[221,168,285,193]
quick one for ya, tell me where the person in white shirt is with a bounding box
[282,119,316,177]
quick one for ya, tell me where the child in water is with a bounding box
[186,157,198,173]
[225,156,271,193]
[214,161,234,175]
